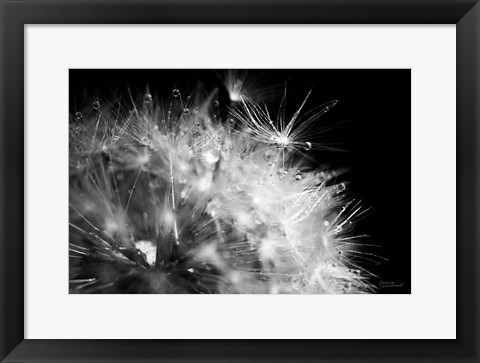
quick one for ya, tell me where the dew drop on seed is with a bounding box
[336,183,346,193]
[144,147,153,156]
[144,93,152,104]
[74,112,82,120]
[303,141,312,151]
[172,89,180,97]
[291,276,304,290]
[92,101,100,110]
[213,100,220,107]
[323,220,330,227]
[295,174,302,181]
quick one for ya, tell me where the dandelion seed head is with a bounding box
[69,77,378,295]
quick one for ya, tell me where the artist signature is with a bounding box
[379,281,405,289]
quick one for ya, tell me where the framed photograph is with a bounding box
[1,1,478,362]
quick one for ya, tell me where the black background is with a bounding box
[70,69,411,294]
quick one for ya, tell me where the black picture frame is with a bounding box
[1,1,478,362]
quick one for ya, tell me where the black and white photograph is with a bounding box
[69,69,411,294]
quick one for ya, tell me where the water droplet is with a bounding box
[335,226,342,233]
[144,147,153,156]
[74,112,82,120]
[303,141,312,151]
[144,93,152,104]
[291,276,305,290]
[172,89,180,97]
[111,126,122,135]
[336,183,346,193]
[128,189,134,194]
[187,268,194,273]
[183,108,190,115]
[295,174,302,181]
[92,101,100,110]
[323,220,330,227]
[213,100,220,107]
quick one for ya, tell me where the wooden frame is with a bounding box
[1,1,478,362]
